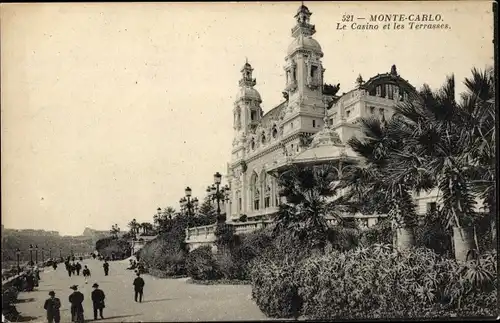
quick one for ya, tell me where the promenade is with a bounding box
[13,259,268,322]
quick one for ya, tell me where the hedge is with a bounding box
[250,244,497,319]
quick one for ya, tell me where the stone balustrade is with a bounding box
[184,214,388,251]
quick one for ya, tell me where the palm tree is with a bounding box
[273,163,352,254]
[110,224,120,238]
[345,116,432,250]
[388,67,495,260]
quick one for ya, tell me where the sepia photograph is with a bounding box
[1,1,497,322]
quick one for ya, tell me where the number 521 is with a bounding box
[342,15,354,22]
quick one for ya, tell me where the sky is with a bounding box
[1,1,494,236]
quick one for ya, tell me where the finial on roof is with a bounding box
[390,64,398,76]
[356,74,364,87]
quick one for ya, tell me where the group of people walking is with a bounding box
[42,256,146,323]
[44,283,106,323]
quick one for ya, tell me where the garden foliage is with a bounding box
[250,244,497,319]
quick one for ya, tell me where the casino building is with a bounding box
[185,4,440,249]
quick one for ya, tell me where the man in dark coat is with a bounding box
[91,283,106,320]
[44,291,61,323]
[103,261,109,276]
[133,272,145,303]
[65,261,72,277]
[75,262,82,276]
[68,285,84,323]
[82,265,91,284]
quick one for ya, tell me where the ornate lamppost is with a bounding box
[210,172,230,223]
[16,248,21,273]
[41,247,45,263]
[29,244,34,265]
[59,247,62,259]
[179,187,199,216]
[35,245,39,264]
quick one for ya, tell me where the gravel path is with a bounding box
[14,259,269,322]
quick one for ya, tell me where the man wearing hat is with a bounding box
[43,291,61,323]
[68,285,85,323]
[91,283,106,320]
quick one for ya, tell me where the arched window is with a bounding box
[272,126,278,139]
[264,177,271,208]
[251,139,255,150]
[261,132,266,144]
[250,172,259,211]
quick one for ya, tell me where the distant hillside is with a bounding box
[82,227,110,238]
[1,228,96,268]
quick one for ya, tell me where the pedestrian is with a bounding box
[65,262,72,277]
[103,261,109,276]
[91,283,106,320]
[25,272,34,291]
[44,291,61,323]
[71,263,76,276]
[82,265,91,284]
[133,272,145,303]
[52,262,57,271]
[75,262,82,276]
[68,285,85,323]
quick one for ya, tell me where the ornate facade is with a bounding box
[224,4,431,224]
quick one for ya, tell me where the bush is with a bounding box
[95,237,130,260]
[186,246,221,280]
[138,234,187,276]
[250,255,302,319]
[358,218,392,246]
[296,246,497,320]
[251,244,497,320]
[2,285,20,321]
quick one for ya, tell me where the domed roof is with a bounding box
[310,123,342,147]
[287,34,323,57]
[236,86,262,102]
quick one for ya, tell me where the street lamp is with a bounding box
[29,244,34,265]
[180,187,199,216]
[210,172,230,223]
[41,247,45,263]
[59,247,62,259]
[49,248,52,259]
[16,248,21,273]
[35,245,39,264]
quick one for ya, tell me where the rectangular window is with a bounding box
[312,119,316,127]
[346,110,351,118]
[265,197,270,208]
[251,111,256,121]
[254,200,260,210]
[238,198,242,211]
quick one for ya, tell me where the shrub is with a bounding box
[210,228,275,281]
[95,237,130,259]
[296,245,497,320]
[186,246,221,280]
[249,255,302,319]
[358,218,392,246]
[138,234,187,276]
[2,285,20,321]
